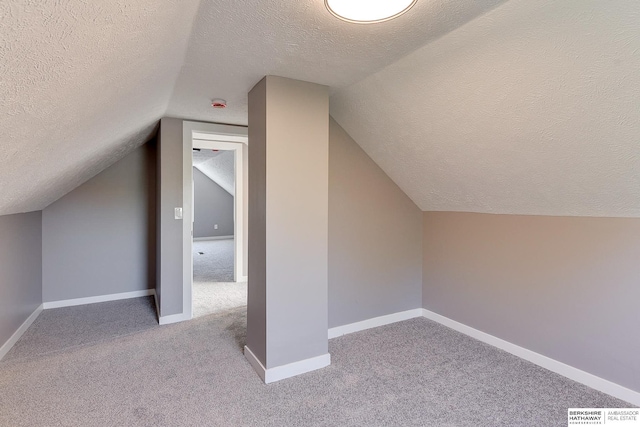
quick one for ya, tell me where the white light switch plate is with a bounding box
[175,207,183,220]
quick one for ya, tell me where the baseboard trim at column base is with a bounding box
[244,345,331,384]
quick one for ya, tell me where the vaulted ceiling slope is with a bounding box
[0,0,203,215]
[6,1,637,218]
[166,0,508,125]
[193,150,235,196]
[331,0,640,217]
[0,0,506,216]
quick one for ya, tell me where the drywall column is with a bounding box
[157,118,184,320]
[246,76,330,383]
[243,143,249,278]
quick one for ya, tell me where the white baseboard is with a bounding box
[244,345,331,384]
[328,308,423,339]
[327,307,639,406]
[237,275,248,283]
[193,235,234,241]
[158,312,192,325]
[244,346,267,382]
[421,309,640,407]
[152,290,191,326]
[0,304,43,361]
[43,290,155,309]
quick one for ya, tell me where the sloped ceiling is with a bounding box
[331,0,640,216]
[0,0,201,215]
[2,0,638,217]
[0,0,506,215]
[166,0,507,124]
[193,150,235,196]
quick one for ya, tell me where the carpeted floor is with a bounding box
[0,297,632,426]
[2,297,158,363]
[192,238,247,318]
[193,239,235,283]
[193,280,247,318]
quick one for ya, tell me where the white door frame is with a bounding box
[182,121,248,320]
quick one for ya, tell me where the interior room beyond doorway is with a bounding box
[191,140,246,319]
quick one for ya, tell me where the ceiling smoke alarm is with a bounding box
[211,99,227,108]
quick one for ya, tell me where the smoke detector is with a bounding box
[211,99,227,108]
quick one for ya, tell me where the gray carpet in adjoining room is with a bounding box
[0,298,632,427]
[193,280,247,318]
[192,238,247,318]
[193,239,235,283]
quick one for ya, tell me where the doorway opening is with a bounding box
[192,146,242,317]
[182,121,247,321]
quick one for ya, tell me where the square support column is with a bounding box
[245,76,330,383]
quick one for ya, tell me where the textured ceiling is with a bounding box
[1,0,506,216]
[166,0,507,124]
[0,0,200,215]
[331,0,640,216]
[193,150,235,196]
[3,0,638,217]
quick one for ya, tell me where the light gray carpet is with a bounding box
[192,238,247,318]
[2,297,158,363]
[0,298,632,426]
[193,280,247,318]
[193,239,234,283]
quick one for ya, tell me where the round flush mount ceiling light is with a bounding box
[325,0,417,24]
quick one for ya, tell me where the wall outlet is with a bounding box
[214,224,218,230]
[175,207,183,220]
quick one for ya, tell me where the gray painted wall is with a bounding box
[157,118,184,316]
[193,167,234,238]
[328,118,422,328]
[248,76,329,369]
[160,119,248,321]
[42,143,156,302]
[247,77,268,364]
[422,211,640,393]
[0,211,42,349]
[242,143,248,278]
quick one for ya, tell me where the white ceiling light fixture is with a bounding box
[325,0,418,24]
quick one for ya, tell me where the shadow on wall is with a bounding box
[146,138,158,291]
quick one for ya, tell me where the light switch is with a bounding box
[175,207,183,220]
[214,224,218,230]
